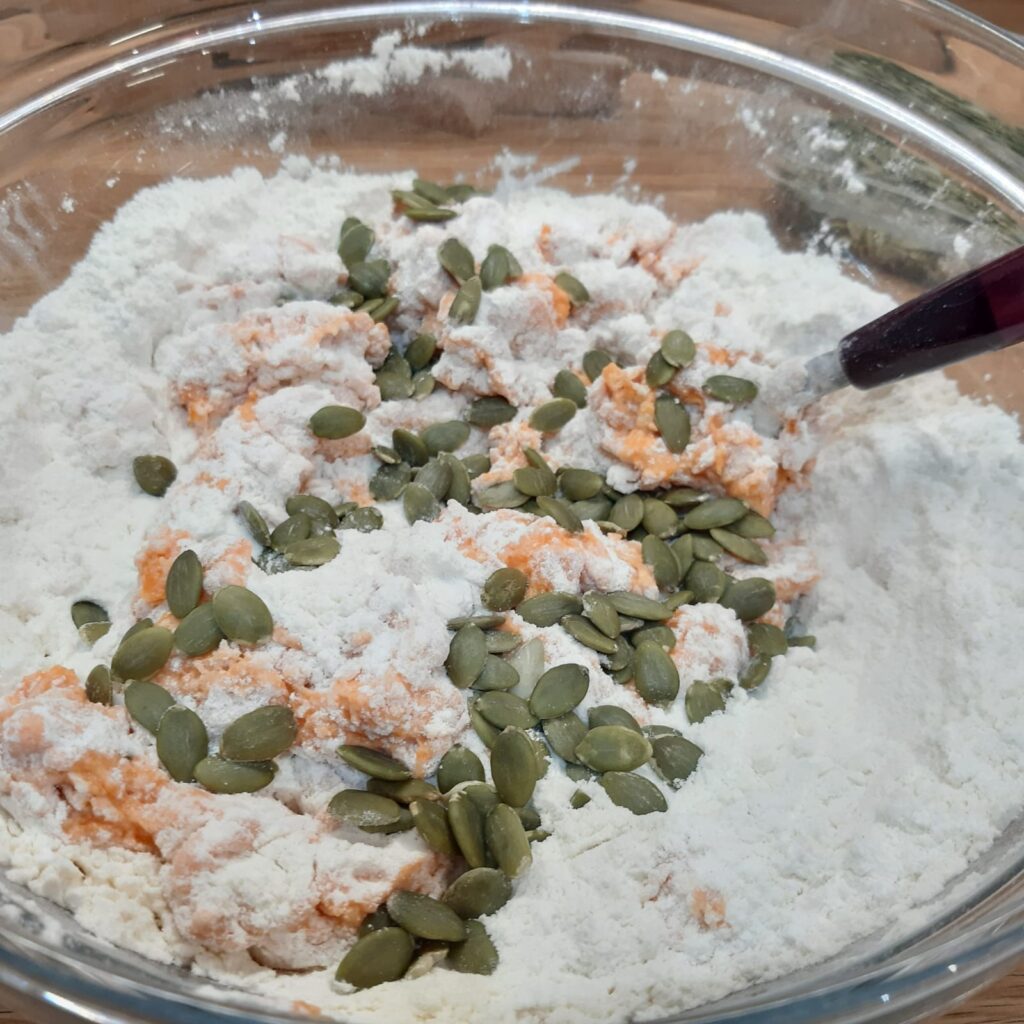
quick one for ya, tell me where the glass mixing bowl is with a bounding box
[0,1,1022,1021]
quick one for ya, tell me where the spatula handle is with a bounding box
[838,244,1024,389]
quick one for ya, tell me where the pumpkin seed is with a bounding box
[609,493,645,531]
[482,567,528,611]
[484,631,520,655]
[480,245,512,291]
[437,453,471,506]
[472,655,520,691]
[445,624,487,689]
[212,585,273,644]
[530,738,549,779]
[666,537,693,583]
[682,497,746,531]
[576,725,652,772]
[566,763,595,783]
[85,665,113,705]
[529,663,589,720]
[516,592,582,627]
[663,487,705,508]
[438,238,475,284]
[340,506,384,533]
[685,681,727,723]
[368,462,411,502]
[582,348,613,381]
[360,298,386,317]
[221,705,296,761]
[358,908,392,936]
[513,465,556,497]
[606,592,671,621]
[71,600,108,629]
[447,791,487,867]
[570,496,612,522]
[437,745,485,792]
[405,205,458,223]
[703,374,758,403]
[339,220,374,267]
[156,706,209,783]
[368,778,441,804]
[347,259,390,299]
[475,691,537,730]
[542,712,587,762]
[642,535,681,589]
[335,928,415,989]
[338,744,411,781]
[486,803,533,877]
[719,577,776,620]
[448,613,506,630]
[710,528,768,565]
[377,371,415,401]
[536,495,583,533]
[476,480,529,509]
[447,919,498,975]
[133,455,177,496]
[78,620,111,644]
[410,177,451,205]
[490,726,537,807]
[370,806,416,835]
[561,615,618,655]
[654,395,691,453]
[555,470,600,504]
[731,511,776,539]
[651,733,704,785]
[660,330,697,368]
[747,622,788,657]
[194,756,275,794]
[402,798,454,856]
[411,370,435,400]
[642,498,679,538]
[170,604,220,656]
[449,275,482,324]
[329,287,363,309]
[403,334,436,374]
[588,705,643,733]
[446,183,485,203]
[570,789,592,809]
[634,641,680,704]
[270,513,311,553]
[403,483,441,524]
[285,494,339,527]
[740,652,772,690]
[285,535,341,567]
[606,637,635,672]
[552,370,588,409]
[691,533,725,561]
[685,560,728,603]
[328,790,404,831]
[422,420,470,455]
[789,634,817,648]
[582,591,620,638]
[460,782,500,816]
[600,772,667,815]
[414,459,453,501]
[632,624,676,650]
[308,404,365,440]
[112,626,173,682]
[123,679,175,733]
[529,398,576,433]
[553,271,589,306]
[443,867,511,918]
[469,704,501,749]
[645,350,675,388]
[466,396,517,427]
[405,946,448,981]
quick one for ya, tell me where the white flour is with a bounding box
[0,157,1022,1024]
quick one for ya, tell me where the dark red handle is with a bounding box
[838,245,1024,389]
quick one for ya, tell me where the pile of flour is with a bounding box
[0,157,1022,1023]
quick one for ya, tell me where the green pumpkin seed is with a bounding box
[552,369,588,409]
[651,733,704,785]
[78,620,110,644]
[85,665,113,705]
[719,577,776,621]
[309,404,365,440]
[443,867,511,919]
[405,205,458,223]
[609,494,644,532]
[582,348,613,381]
[553,271,589,306]
[438,238,475,283]
[484,631,520,655]
[347,259,390,299]
[561,615,618,655]
[731,511,776,539]
[632,624,676,650]
[133,455,177,496]
[422,420,470,455]
[682,497,746,531]
[156,706,209,783]
[466,396,517,427]
[408,796,457,855]
[437,745,485,792]
[118,617,150,643]
[285,535,341,567]
[368,778,441,804]
[340,506,384,533]
[194,755,275,794]
[660,330,697,368]
[328,789,404,831]
[476,480,529,509]
[645,350,675,388]
[338,744,410,781]
[368,806,415,835]
[685,681,727,723]
[542,712,587,762]
[582,591,620,639]
[664,591,694,614]
[490,726,538,807]
[642,498,679,538]
[529,398,576,434]
[415,459,453,501]
[516,592,582,627]
[556,469,601,503]
[411,177,452,205]
[566,763,595,783]
[480,245,512,291]
[570,496,612,522]
[221,705,296,761]
[599,771,667,815]
[112,627,173,682]
[449,275,482,324]
[691,533,725,561]
[576,725,652,772]
[447,919,498,975]
[123,679,175,733]
[740,652,772,690]
[469,704,501,749]
[446,624,487,689]
[710,528,768,565]
[606,591,671,621]
[412,370,435,400]
[446,183,485,203]
[357,908,392,936]
[529,663,589,720]
[377,371,415,401]
[536,495,583,533]
[371,445,400,466]
[570,789,592,809]
[338,220,374,267]
[270,513,311,553]
[459,782,500,816]
[329,287,364,309]
[364,294,393,320]
[404,942,448,979]
[405,333,438,372]
[447,791,487,867]
[670,533,695,579]
[286,494,339,527]
[485,803,533,877]
[654,395,691,453]
[703,374,758,404]
[475,692,537,730]
[588,705,642,733]
[335,928,415,989]
[634,641,680,704]
[789,634,817,649]
[174,604,224,657]
[370,462,412,502]
[642,535,681,589]
[513,465,556,497]
[508,636,545,698]
[472,655,520,691]
[403,482,441,524]
[663,487,705,508]
[747,622,788,657]
[437,453,471,505]
[482,567,528,611]
[685,560,728,603]
[448,613,506,630]
[71,600,108,629]
[212,586,273,644]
